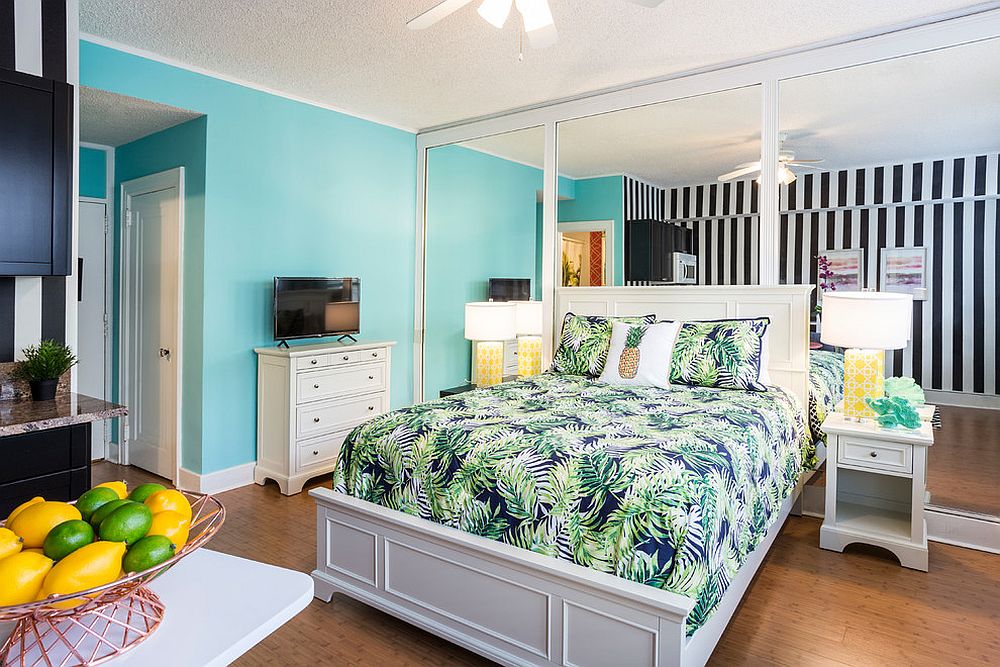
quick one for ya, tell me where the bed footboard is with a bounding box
[310,488,698,667]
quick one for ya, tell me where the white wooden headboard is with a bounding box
[555,285,814,407]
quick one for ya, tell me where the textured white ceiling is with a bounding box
[458,37,1000,188]
[80,0,984,130]
[80,86,202,147]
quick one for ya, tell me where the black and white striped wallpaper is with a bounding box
[624,155,1000,396]
[0,0,71,363]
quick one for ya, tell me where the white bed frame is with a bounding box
[312,285,814,667]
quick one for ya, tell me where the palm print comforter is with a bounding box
[334,373,807,635]
[806,350,845,466]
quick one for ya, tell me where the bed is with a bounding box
[311,286,814,667]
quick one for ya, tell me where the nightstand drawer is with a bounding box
[838,437,913,475]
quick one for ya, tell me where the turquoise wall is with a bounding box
[558,176,625,286]
[112,116,208,469]
[79,147,107,198]
[81,40,417,475]
[424,145,542,398]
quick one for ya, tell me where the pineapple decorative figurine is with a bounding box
[617,325,646,379]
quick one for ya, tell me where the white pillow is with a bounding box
[598,321,682,389]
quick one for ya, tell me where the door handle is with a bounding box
[159,348,171,359]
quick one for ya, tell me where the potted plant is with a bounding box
[14,339,78,401]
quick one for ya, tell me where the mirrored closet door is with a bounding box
[423,126,545,400]
[780,37,1000,518]
[555,85,761,288]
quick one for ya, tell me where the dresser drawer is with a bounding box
[296,431,349,473]
[297,354,329,370]
[296,393,385,438]
[838,437,913,475]
[297,363,386,403]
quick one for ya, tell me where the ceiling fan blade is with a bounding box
[786,159,824,164]
[407,0,476,29]
[788,163,824,170]
[734,161,760,169]
[516,0,557,48]
[718,164,761,182]
[627,0,668,6]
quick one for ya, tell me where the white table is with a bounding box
[1,549,313,666]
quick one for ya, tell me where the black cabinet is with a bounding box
[626,220,694,283]
[0,424,91,514]
[0,68,73,276]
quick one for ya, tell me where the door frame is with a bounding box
[78,195,111,460]
[119,167,185,486]
[557,220,614,287]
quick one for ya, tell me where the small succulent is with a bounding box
[14,340,78,382]
[865,395,921,430]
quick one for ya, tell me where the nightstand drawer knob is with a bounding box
[310,359,318,365]
[313,417,320,423]
[313,450,319,456]
[368,406,374,411]
[371,352,378,357]
[313,384,320,389]
[343,355,350,361]
[870,451,878,458]
[368,375,374,380]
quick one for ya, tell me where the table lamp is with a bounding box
[465,302,516,387]
[514,301,543,377]
[820,291,913,420]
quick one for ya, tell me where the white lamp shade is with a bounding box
[820,291,913,350]
[465,302,516,341]
[514,301,543,336]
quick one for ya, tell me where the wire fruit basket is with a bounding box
[0,491,225,667]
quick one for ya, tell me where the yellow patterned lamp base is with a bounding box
[843,348,885,420]
[474,341,504,387]
[517,336,542,377]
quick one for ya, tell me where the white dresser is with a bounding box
[254,340,395,495]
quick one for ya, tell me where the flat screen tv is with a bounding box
[274,277,360,341]
[489,278,530,302]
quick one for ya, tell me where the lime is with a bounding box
[127,482,166,504]
[122,535,176,574]
[75,487,120,522]
[89,499,132,529]
[98,503,153,545]
[43,520,94,560]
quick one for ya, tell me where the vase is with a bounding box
[29,378,58,401]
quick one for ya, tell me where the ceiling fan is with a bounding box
[718,134,823,185]
[407,0,668,49]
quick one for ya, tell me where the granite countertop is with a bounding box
[0,393,127,437]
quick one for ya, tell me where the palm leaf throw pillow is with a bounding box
[670,318,770,391]
[551,313,656,377]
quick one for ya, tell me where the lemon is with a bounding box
[0,551,53,606]
[95,481,128,500]
[74,487,120,522]
[5,496,44,525]
[38,541,126,609]
[122,535,176,574]
[98,503,152,545]
[43,520,94,561]
[128,483,166,504]
[147,510,190,548]
[0,527,23,560]
[144,490,191,522]
[8,502,82,549]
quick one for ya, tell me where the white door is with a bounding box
[78,200,108,460]
[123,170,182,482]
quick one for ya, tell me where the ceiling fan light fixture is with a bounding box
[515,0,554,32]
[478,0,513,28]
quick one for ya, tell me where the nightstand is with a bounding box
[820,410,934,571]
[439,376,518,398]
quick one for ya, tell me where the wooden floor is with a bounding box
[92,462,1000,666]
[926,405,1000,516]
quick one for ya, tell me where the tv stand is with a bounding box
[337,334,358,343]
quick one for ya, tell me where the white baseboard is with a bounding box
[926,506,1000,554]
[177,462,255,495]
[924,389,1000,410]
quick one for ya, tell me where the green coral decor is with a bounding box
[884,376,925,405]
[865,396,922,430]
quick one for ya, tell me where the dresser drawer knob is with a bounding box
[368,406,375,411]
[372,352,378,357]
[313,450,319,456]
[313,384,320,389]
[342,355,349,361]
[313,417,320,423]
[870,451,878,458]
[310,359,318,365]
[368,375,374,380]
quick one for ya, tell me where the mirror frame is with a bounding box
[411,8,1000,405]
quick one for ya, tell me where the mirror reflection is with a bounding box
[556,85,761,287]
[780,37,1000,517]
[423,127,545,400]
